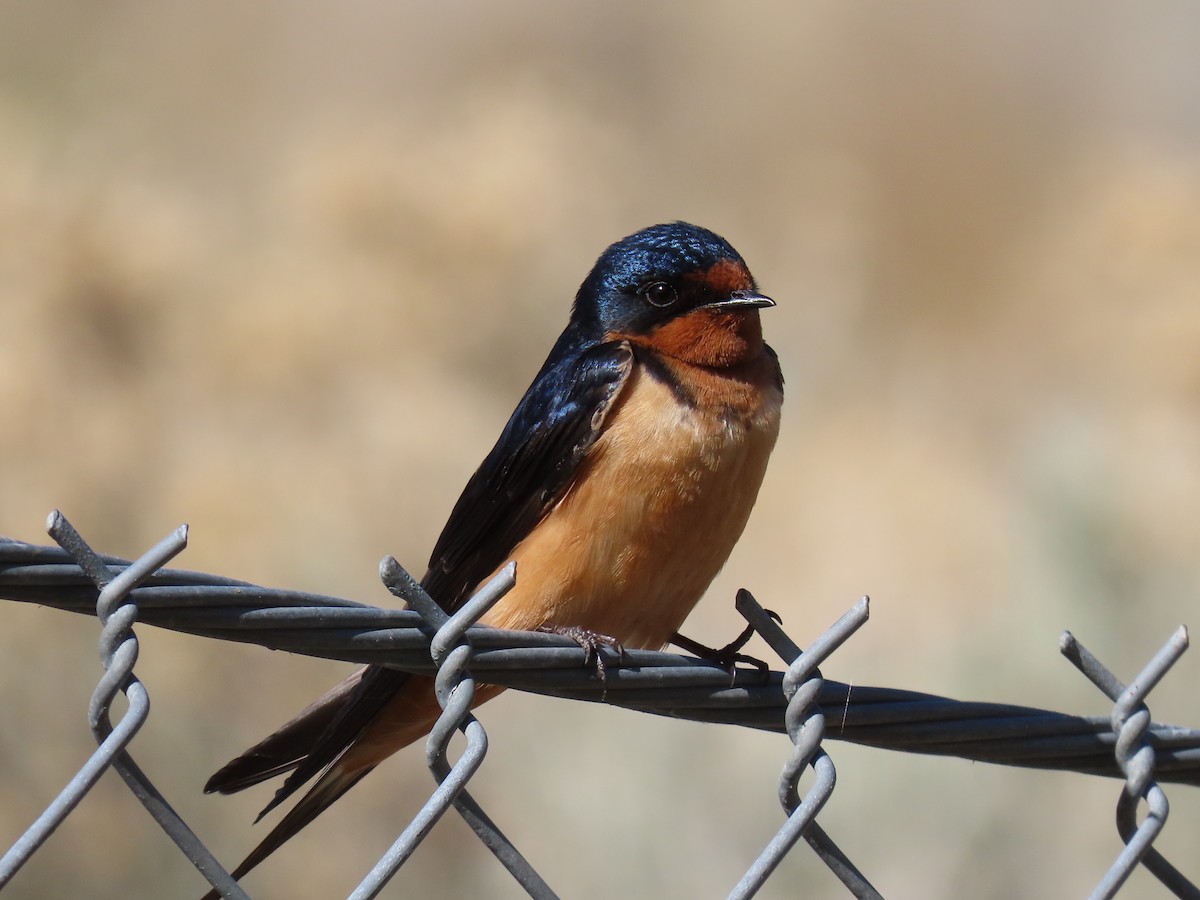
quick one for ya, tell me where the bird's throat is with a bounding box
[637,308,765,368]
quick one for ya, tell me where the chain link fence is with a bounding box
[1,511,1197,898]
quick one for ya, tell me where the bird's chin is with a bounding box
[640,307,764,369]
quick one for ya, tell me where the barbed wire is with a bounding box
[1,514,1197,897]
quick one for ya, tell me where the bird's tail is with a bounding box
[199,667,504,898]
[198,667,433,898]
[199,761,373,900]
[204,670,366,796]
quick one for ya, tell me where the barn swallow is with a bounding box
[201,222,783,892]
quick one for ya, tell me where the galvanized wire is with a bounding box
[2,521,1199,898]
[3,536,1198,787]
[0,515,248,899]
[730,592,881,900]
[1061,628,1197,900]
[353,558,557,900]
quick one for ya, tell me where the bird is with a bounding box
[201,221,784,893]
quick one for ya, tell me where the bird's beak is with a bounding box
[701,290,775,311]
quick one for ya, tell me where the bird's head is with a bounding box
[572,222,773,368]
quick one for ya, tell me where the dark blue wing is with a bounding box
[422,338,633,609]
[202,337,632,847]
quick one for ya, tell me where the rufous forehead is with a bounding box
[685,258,754,295]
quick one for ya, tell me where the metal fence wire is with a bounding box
[0,511,1198,899]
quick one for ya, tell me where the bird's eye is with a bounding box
[641,281,676,308]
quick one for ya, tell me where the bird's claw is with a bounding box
[537,623,626,684]
[672,608,783,683]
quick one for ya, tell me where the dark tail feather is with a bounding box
[199,763,373,900]
[201,667,419,897]
[251,667,414,822]
[204,671,365,795]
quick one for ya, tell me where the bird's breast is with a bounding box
[483,350,782,649]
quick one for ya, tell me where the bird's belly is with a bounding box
[482,365,781,649]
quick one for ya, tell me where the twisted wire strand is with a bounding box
[730,593,881,900]
[4,536,1198,790]
[0,518,248,899]
[1062,629,1198,899]
[351,559,556,900]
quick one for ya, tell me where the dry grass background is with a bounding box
[2,2,1199,898]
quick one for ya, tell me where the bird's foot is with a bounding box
[672,610,783,683]
[537,623,626,683]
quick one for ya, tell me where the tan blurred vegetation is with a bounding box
[2,2,1199,898]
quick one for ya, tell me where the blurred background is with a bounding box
[2,2,1199,897]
